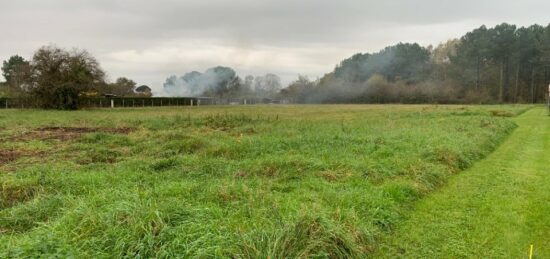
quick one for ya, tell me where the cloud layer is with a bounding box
[1,0,549,92]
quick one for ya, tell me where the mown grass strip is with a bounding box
[376,107,550,258]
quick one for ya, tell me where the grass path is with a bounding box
[376,107,550,258]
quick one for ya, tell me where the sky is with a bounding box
[1,0,549,94]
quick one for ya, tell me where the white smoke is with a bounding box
[162,67,284,98]
[162,66,236,97]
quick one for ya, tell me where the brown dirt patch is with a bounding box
[0,150,22,164]
[234,170,249,178]
[4,126,133,142]
[490,110,514,117]
[0,149,46,165]
[319,170,353,182]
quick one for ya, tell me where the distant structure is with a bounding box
[102,93,118,98]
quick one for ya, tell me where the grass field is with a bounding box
[0,105,530,257]
[376,107,550,258]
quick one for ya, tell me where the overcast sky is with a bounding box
[1,0,549,93]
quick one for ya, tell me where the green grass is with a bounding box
[375,107,550,258]
[0,104,528,258]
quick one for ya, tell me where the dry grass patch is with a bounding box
[4,126,133,142]
[0,149,46,165]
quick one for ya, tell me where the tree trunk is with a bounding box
[530,67,535,104]
[499,60,504,103]
[475,56,480,90]
[514,64,520,103]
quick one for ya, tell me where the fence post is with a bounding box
[111,99,114,108]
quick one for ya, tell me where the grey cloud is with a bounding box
[1,0,549,91]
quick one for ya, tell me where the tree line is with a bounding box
[283,23,550,104]
[2,23,549,109]
[0,46,151,109]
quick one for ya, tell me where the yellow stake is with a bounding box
[529,244,533,259]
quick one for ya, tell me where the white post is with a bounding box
[244,99,247,105]
[111,99,114,108]
[197,99,200,106]
[191,100,194,106]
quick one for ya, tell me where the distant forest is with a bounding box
[1,23,550,109]
[285,23,550,104]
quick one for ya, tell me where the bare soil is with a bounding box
[0,150,22,164]
[0,149,46,165]
[4,126,133,142]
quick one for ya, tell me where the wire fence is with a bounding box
[0,97,290,109]
[0,97,33,109]
[79,97,196,108]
